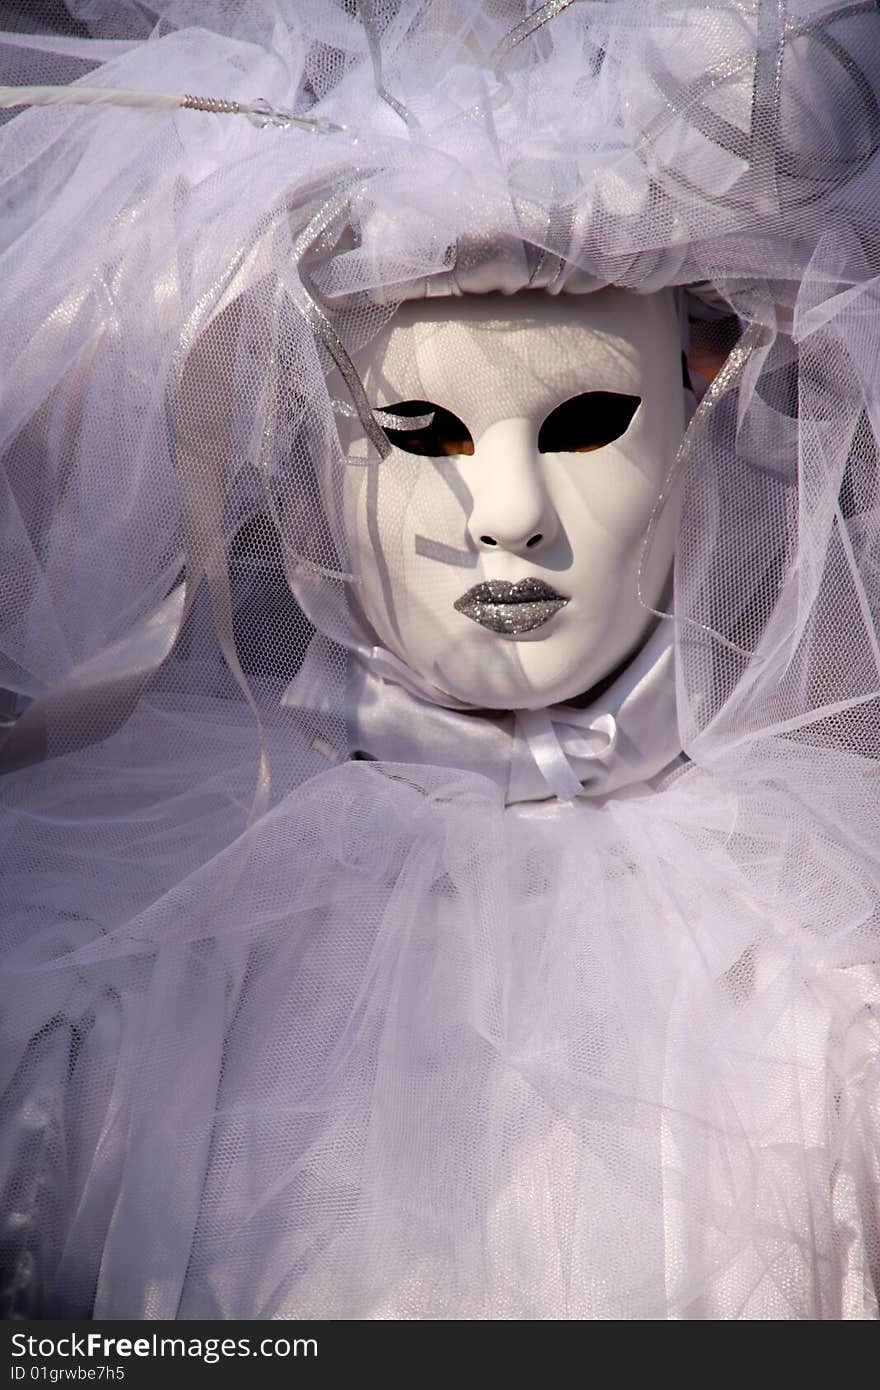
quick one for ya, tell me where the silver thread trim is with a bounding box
[182,93,245,115]
[636,320,768,661]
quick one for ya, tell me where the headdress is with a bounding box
[2,1,880,1319]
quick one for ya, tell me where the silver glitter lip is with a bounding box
[454,578,569,634]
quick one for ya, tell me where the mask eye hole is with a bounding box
[538,392,641,454]
[374,400,475,457]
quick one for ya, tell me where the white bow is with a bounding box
[514,706,618,801]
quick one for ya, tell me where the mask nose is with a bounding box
[466,418,558,555]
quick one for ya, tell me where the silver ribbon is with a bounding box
[490,0,580,70]
[356,0,419,131]
[289,184,391,460]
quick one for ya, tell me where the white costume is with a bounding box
[1,0,879,1319]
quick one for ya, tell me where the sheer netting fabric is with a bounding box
[2,0,880,1320]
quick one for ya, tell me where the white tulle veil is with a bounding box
[1,0,880,1320]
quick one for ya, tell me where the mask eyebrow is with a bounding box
[376,399,474,457]
[372,406,436,431]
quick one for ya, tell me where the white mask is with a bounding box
[337,288,685,710]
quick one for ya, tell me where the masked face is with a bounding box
[338,288,685,710]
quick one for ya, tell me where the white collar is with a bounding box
[285,621,683,805]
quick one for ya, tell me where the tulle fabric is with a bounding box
[5,700,879,1319]
[1,0,880,1319]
